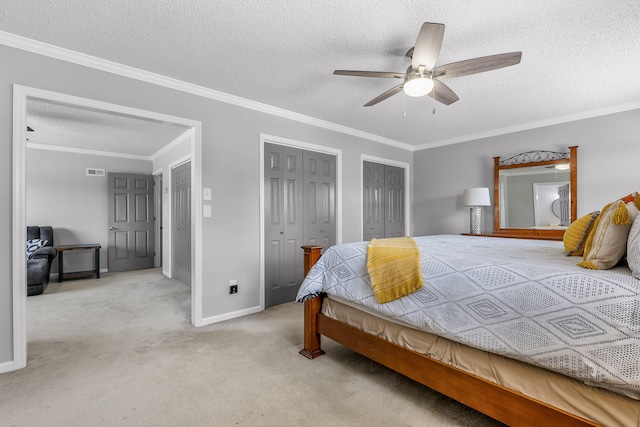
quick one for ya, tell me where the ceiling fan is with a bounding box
[334,22,522,107]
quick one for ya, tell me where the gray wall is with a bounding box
[413,108,640,236]
[26,148,152,275]
[0,44,412,365]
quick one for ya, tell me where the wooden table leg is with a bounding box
[58,250,64,282]
[94,247,100,278]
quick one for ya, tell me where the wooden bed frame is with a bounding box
[298,245,599,427]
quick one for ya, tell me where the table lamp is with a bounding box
[463,187,491,234]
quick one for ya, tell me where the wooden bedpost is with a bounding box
[300,245,325,359]
[299,297,325,359]
[301,245,323,276]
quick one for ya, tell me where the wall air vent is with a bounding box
[86,168,106,177]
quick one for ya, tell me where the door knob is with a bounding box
[109,227,116,231]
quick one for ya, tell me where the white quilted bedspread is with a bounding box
[296,235,640,399]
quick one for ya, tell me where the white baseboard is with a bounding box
[197,305,262,327]
[0,360,17,374]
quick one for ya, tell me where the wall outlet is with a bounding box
[229,280,238,294]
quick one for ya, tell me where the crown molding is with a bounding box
[416,100,640,151]
[151,129,193,161]
[27,142,151,161]
[0,31,413,152]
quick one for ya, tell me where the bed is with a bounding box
[297,235,640,427]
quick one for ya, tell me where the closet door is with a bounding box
[303,150,336,250]
[264,144,304,308]
[264,143,337,308]
[363,161,385,241]
[363,161,405,240]
[384,164,405,238]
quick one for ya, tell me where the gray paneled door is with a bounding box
[363,161,384,241]
[108,173,155,272]
[303,150,336,249]
[264,143,336,308]
[384,164,405,237]
[558,183,570,226]
[363,161,405,240]
[172,161,191,286]
[153,174,163,268]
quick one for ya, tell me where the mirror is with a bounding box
[493,146,577,240]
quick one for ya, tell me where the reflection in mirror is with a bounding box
[499,165,570,228]
[493,146,577,240]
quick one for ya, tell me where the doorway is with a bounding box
[11,85,204,371]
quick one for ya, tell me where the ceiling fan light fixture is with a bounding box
[403,75,434,97]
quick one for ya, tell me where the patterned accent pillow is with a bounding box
[628,215,640,279]
[620,191,640,208]
[563,211,599,256]
[578,201,639,270]
[26,239,48,259]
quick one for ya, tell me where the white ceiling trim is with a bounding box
[417,100,640,150]
[0,30,413,152]
[27,142,152,161]
[151,129,193,162]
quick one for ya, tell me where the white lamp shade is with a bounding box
[463,187,491,207]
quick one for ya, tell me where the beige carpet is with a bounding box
[1,269,503,426]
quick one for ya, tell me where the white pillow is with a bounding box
[628,215,640,279]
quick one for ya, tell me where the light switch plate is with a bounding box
[203,205,212,217]
[203,188,212,200]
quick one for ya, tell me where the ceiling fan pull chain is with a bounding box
[403,93,406,118]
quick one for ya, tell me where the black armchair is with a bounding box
[27,226,57,296]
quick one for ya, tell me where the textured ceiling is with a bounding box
[26,100,190,157]
[3,0,640,152]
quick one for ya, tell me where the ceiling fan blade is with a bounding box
[430,80,459,105]
[434,52,522,80]
[334,70,405,78]
[364,84,404,107]
[411,22,445,71]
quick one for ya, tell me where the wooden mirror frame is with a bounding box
[493,146,577,241]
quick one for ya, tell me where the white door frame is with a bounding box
[361,155,411,240]
[11,85,204,371]
[259,133,342,310]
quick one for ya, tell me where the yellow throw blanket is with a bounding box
[367,236,423,303]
